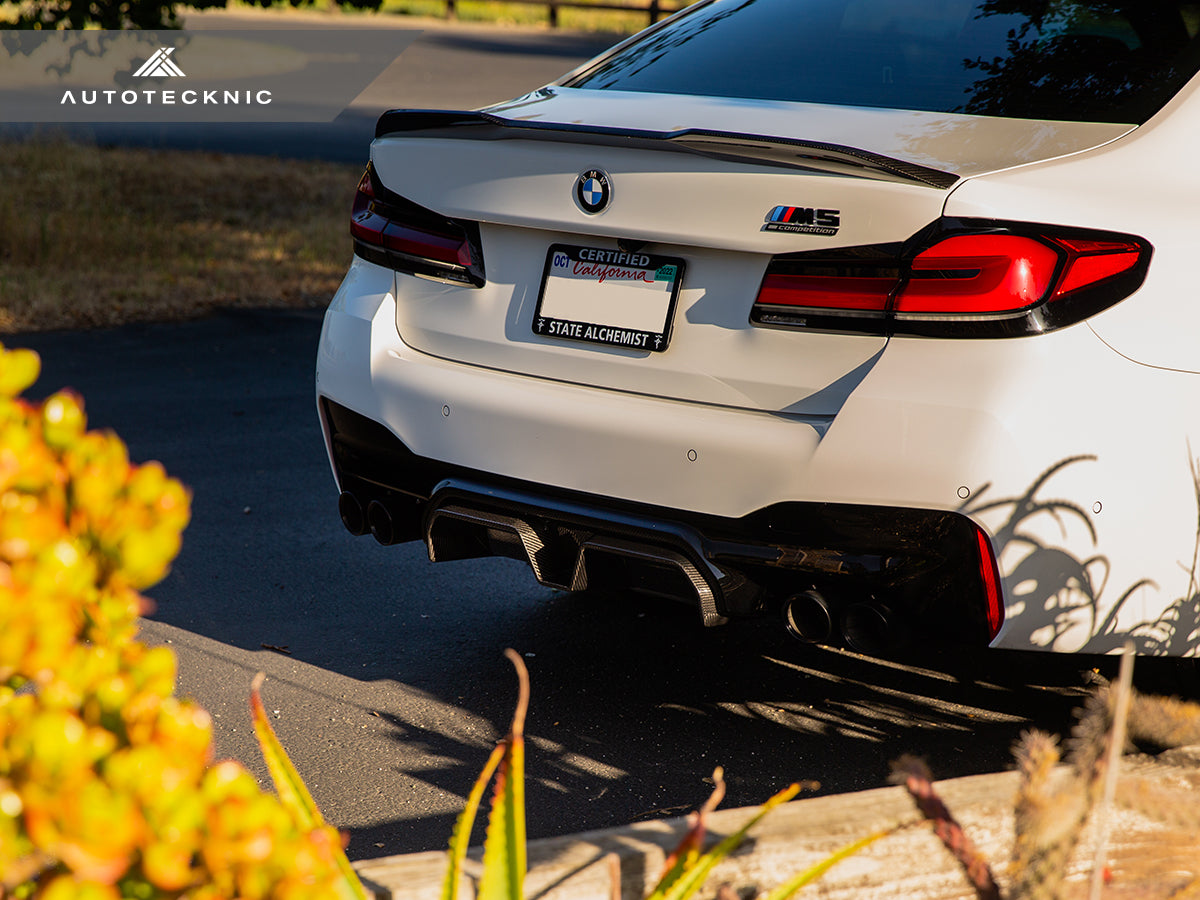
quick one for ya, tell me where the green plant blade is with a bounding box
[478,734,526,900]
[649,782,802,900]
[445,650,530,900]
[652,836,700,900]
[250,673,322,831]
[478,650,529,900]
[653,768,727,898]
[250,673,370,900]
[443,741,506,900]
[760,828,893,900]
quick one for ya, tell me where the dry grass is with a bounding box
[284,0,697,33]
[0,137,361,333]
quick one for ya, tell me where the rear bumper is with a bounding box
[319,394,1001,646]
[315,265,1002,645]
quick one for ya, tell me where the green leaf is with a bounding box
[478,735,526,900]
[648,782,803,900]
[478,650,529,900]
[760,828,894,900]
[652,841,699,900]
[250,673,370,900]
[443,742,505,900]
[445,650,530,900]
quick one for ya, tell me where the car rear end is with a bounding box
[318,0,1200,657]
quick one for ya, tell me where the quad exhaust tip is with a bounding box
[781,591,901,657]
[781,590,834,643]
[338,491,368,536]
[367,498,402,545]
[840,602,897,657]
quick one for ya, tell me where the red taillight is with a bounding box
[350,164,482,286]
[751,221,1150,338]
[974,526,1004,641]
[756,272,892,312]
[897,234,1060,314]
[349,169,388,245]
[352,167,374,210]
[374,222,473,268]
[1053,238,1142,298]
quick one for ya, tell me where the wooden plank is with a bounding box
[354,751,1200,899]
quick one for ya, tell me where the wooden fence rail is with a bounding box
[442,0,689,28]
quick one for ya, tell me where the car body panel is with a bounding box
[369,134,935,413]
[944,76,1200,375]
[368,132,951,251]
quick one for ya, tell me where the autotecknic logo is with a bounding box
[60,43,274,109]
[132,48,186,78]
[6,30,419,124]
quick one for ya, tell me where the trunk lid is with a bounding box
[368,93,1131,416]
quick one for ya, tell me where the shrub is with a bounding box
[4,0,381,31]
[0,343,365,899]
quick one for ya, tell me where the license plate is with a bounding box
[533,244,684,353]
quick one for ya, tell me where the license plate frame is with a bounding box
[532,244,685,353]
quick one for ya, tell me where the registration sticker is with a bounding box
[533,244,685,353]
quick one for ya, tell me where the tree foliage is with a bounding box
[6,0,381,31]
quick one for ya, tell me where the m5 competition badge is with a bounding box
[763,205,841,236]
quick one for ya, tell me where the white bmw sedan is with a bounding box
[317,0,1200,659]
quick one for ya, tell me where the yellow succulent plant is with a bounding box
[0,343,366,900]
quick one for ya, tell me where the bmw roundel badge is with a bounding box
[574,168,612,214]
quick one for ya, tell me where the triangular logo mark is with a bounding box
[132,47,186,78]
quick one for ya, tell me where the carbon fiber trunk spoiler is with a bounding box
[374,109,960,190]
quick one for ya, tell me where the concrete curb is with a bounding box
[353,747,1200,899]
